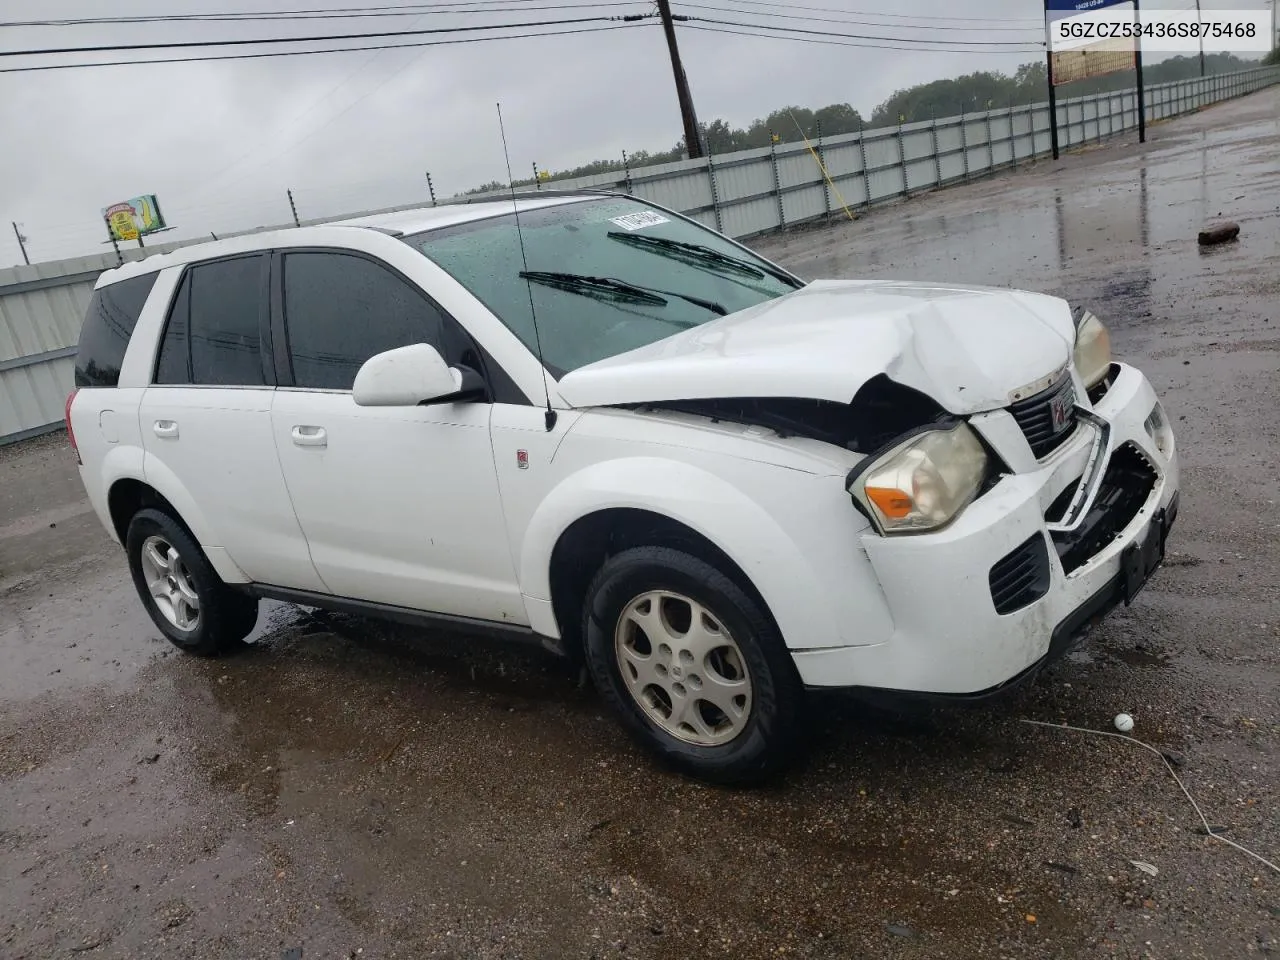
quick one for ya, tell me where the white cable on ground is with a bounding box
[1019,718,1279,875]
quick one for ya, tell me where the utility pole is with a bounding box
[1134,0,1146,143]
[1195,0,1205,76]
[1046,51,1060,160]
[11,222,29,265]
[656,0,704,159]
[1042,0,1059,159]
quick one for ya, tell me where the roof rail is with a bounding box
[340,224,405,237]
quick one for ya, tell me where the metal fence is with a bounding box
[1,64,1276,445]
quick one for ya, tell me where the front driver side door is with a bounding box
[268,248,526,625]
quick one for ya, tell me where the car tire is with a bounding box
[125,507,259,657]
[582,546,804,786]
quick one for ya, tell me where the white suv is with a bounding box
[67,192,1179,784]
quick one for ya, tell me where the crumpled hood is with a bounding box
[555,279,1077,415]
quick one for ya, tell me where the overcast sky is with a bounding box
[0,0,1269,267]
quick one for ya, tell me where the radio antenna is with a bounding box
[497,102,557,432]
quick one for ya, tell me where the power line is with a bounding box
[0,13,648,58]
[679,22,1045,53]
[0,2,645,28]
[209,46,444,189]
[677,2,1044,33]
[187,3,443,202]
[0,21,651,73]
[683,16,1046,47]
[707,0,1044,24]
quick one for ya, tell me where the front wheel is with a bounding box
[125,508,259,657]
[582,546,805,786]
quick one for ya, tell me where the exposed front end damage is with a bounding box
[626,374,952,455]
[789,360,1180,695]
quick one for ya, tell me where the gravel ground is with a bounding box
[1,88,1277,960]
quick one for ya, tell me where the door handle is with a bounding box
[153,420,179,439]
[291,425,327,448]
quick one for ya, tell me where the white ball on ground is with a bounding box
[1114,713,1135,733]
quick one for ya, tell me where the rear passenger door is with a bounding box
[139,254,326,591]
[268,249,524,623]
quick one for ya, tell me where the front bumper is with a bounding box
[793,361,1180,693]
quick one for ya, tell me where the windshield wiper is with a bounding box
[607,231,804,289]
[519,271,668,306]
[519,271,727,317]
[618,279,728,316]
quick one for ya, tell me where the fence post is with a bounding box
[896,117,907,196]
[930,109,943,184]
[287,188,300,227]
[816,120,832,221]
[768,132,785,232]
[983,103,994,173]
[706,153,724,235]
[858,118,871,209]
[1007,99,1017,170]
[960,109,970,179]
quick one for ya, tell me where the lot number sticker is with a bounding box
[609,211,670,231]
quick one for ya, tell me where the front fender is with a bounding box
[519,456,850,651]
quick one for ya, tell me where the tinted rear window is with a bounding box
[74,272,160,388]
[154,271,191,384]
[189,256,267,386]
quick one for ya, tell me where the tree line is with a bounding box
[467,53,1261,194]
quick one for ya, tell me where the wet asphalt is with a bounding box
[1,89,1277,960]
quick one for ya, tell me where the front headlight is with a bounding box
[1073,309,1112,389]
[847,423,989,534]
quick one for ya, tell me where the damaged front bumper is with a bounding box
[793,361,1180,695]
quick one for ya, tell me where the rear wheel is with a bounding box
[583,546,804,785]
[125,508,259,656]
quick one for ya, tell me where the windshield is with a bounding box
[406,197,801,376]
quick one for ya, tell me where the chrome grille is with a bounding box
[1008,374,1078,459]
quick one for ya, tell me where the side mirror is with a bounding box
[352,344,484,407]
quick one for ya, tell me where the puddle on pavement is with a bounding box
[758,111,1277,356]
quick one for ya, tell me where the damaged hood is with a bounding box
[555,279,1077,415]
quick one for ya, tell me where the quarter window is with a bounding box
[75,272,159,388]
[281,251,452,391]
